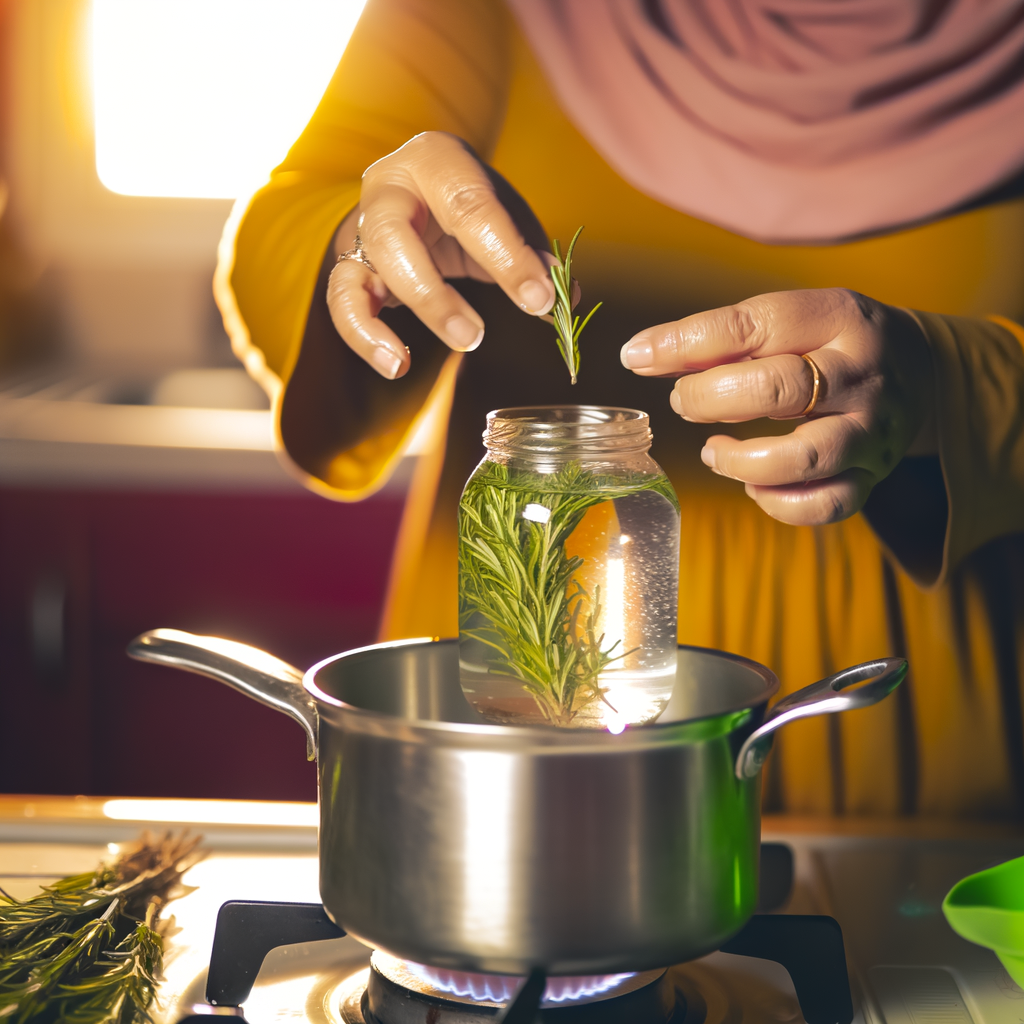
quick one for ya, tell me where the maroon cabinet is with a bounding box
[0,487,405,801]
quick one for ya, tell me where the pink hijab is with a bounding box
[504,0,1024,243]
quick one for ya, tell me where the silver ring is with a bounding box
[336,231,377,274]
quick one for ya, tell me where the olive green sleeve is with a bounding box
[215,0,512,498]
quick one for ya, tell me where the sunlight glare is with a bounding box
[91,0,367,199]
[103,798,318,827]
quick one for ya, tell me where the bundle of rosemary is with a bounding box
[459,460,677,726]
[0,831,203,1024]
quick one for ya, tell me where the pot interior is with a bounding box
[308,641,778,728]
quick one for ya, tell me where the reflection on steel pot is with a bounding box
[127,631,904,975]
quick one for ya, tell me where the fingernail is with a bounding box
[519,279,554,315]
[669,389,682,414]
[621,336,653,369]
[371,347,402,379]
[445,315,484,351]
[701,445,716,469]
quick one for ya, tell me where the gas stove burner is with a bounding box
[399,956,641,1005]
[181,862,853,1024]
[336,953,676,1023]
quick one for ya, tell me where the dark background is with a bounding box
[0,486,404,801]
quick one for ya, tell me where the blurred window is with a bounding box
[91,0,366,199]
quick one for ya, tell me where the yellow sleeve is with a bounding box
[865,313,1024,587]
[214,0,513,499]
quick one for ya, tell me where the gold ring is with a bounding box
[798,353,822,417]
[335,231,377,274]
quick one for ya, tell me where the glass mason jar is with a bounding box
[458,406,680,731]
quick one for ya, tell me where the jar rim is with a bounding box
[484,405,652,457]
[488,405,647,427]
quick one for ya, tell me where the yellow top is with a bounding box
[216,0,1024,818]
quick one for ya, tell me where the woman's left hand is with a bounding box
[620,288,936,526]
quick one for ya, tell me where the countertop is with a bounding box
[0,366,428,492]
[5,794,1024,848]
[4,796,1024,1024]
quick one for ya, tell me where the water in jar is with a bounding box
[459,484,680,730]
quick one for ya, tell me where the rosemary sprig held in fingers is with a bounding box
[549,226,602,384]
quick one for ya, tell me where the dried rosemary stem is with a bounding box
[0,831,204,1024]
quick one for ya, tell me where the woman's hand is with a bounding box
[620,289,936,526]
[327,132,555,379]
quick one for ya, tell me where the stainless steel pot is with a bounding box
[128,630,904,975]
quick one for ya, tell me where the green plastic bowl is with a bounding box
[943,855,1024,986]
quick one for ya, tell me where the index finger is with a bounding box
[405,134,555,315]
[620,288,872,376]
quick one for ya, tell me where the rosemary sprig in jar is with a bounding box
[548,226,602,384]
[0,831,204,1024]
[459,460,677,726]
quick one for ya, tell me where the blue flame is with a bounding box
[406,962,636,1004]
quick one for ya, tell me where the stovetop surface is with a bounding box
[3,806,1023,1024]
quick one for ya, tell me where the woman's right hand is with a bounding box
[326,132,555,379]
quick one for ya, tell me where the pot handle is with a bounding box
[127,629,318,760]
[735,657,907,780]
